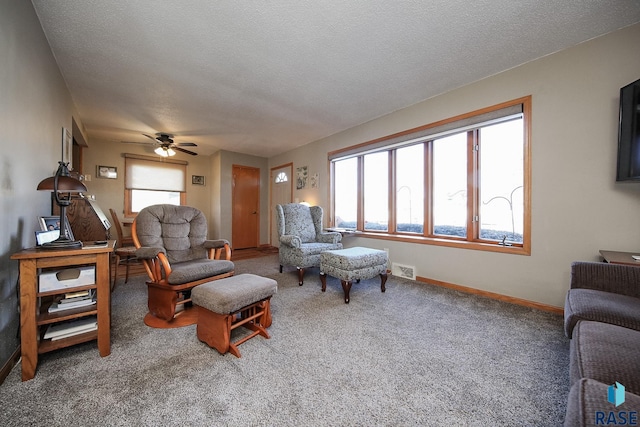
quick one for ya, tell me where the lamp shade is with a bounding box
[37,176,87,192]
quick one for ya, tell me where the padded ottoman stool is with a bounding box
[320,247,388,303]
[192,273,277,357]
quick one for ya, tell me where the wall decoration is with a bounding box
[296,166,308,189]
[192,175,205,185]
[311,173,319,189]
[61,127,72,169]
[97,165,117,179]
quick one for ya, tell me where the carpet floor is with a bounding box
[0,254,569,426]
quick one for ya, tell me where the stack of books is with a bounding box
[43,316,98,341]
[48,289,96,313]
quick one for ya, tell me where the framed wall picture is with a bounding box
[296,166,308,189]
[97,165,117,179]
[192,175,205,185]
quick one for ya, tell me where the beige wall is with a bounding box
[0,1,78,368]
[269,23,640,308]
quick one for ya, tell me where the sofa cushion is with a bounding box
[564,288,640,338]
[565,378,640,427]
[570,320,640,395]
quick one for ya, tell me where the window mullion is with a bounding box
[356,156,364,230]
[389,150,396,233]
[425,141,433,237]
[467,131,478,241]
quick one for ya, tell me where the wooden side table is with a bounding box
[11,241,114,380]
[599,250,640,267]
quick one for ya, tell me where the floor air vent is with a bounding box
[391,263,416,280]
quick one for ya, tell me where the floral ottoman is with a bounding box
[319,247,388,303]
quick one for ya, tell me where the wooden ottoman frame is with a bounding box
[196,298,272,358]
[192,273,277,357]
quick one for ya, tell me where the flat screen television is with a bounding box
[616,78,640,181]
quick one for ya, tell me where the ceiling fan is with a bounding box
[139,133,198,157]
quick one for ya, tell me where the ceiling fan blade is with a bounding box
[174,146,197,156]
[176,142,197,147]
[143,133,159,142]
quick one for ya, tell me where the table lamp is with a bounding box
[36,161,87,249]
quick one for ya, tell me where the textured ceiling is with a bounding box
[31,1,640,158]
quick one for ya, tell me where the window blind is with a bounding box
[124,154,187,192]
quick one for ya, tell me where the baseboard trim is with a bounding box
[416,276,564,315]
[0,346,20,385]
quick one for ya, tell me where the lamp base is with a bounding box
[41,239,83,250]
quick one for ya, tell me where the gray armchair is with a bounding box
[276,203,342,285]
[132,204,235,328]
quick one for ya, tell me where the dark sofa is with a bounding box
[563,261,640,426]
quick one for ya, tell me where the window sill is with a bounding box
[352,231,530,255]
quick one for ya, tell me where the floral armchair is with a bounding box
[276,203,342,285]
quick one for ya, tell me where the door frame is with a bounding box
[269,162,293,246]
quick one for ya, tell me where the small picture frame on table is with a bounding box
[192,175,205,185]
[37,216,74,240]
[97,165,117,179]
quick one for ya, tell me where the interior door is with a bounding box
[270,163,293,247]
[232,165,260,249]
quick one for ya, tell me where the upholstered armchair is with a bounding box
[132,204,235,328]
[276,203,342,285]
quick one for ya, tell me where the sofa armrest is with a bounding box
[317,232,342,244]
[570,261,640,298]
[279,235,301,248]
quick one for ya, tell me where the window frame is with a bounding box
[123,154,187,217]
[328,96,531,255]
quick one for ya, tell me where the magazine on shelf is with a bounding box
[48,289,96,313]
[48,299,96,313]
[59,289,95,304]
[43,316,98,340]
[50,324,98,341]
[64,289,90,299]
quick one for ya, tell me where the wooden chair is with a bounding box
[132,204,235,328]
[109,208,137,289]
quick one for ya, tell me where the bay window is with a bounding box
[329,96,531,254]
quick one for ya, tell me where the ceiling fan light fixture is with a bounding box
[154,146,176,157]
